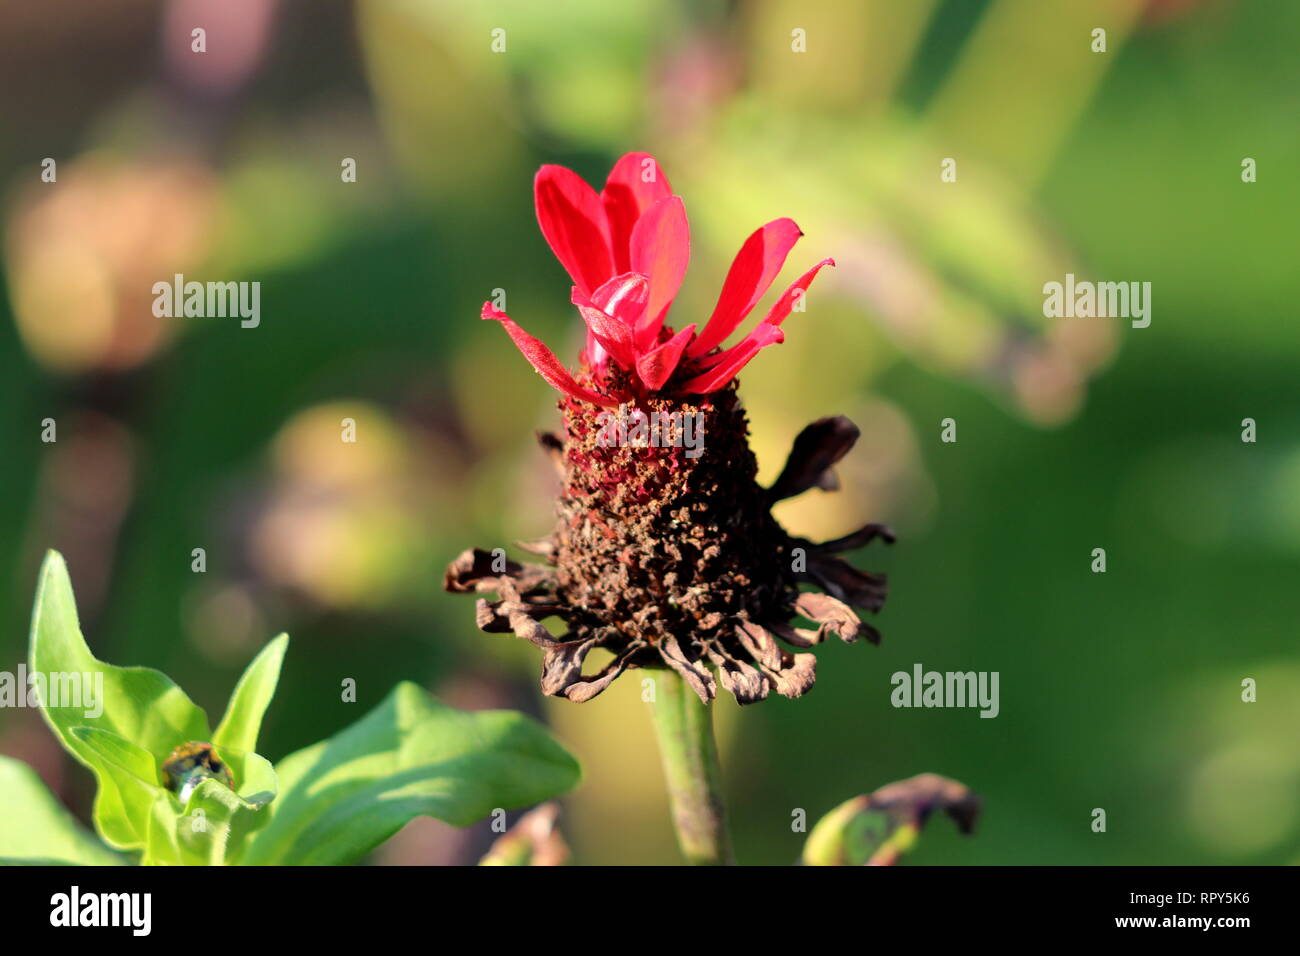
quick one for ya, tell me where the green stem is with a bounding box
[649,670,735,865]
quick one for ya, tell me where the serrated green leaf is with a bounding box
[240,682,582,865]
[213,634,288,755]
[29,552,210,850]
[0,755,123,866]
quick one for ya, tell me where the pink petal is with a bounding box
[695,257,835,372]
[636,323,696,391]
[601,152,673,273]
[535,165,614,296]
[761,258,835,328]
[680,324,784,394]
[630,196,690,350]
[589,272,651,328]
[688,218,803,358]
[482,302,615,406]
[571,283,641,370]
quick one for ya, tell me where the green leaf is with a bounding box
[71,727,163,856]
[28,551,210,850]
[802,773,981,866]
[241,682,582,865]
[73,728,279,866]
[213,634,288,755]
[178,751,278,866]
[0,755,123,866]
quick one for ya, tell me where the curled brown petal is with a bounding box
[765,620,823,648]
[814,522,896,553]
[562,646,641,703]
[758,650,817,699]
[767,416,860,503]
[515,537,556,558]
[794,592,865,643]
[540,638,601,696]
[659,635,717,703]
[444,548,521,592]
[705,644,769,705]
[868,773,982,835]
[804,553,888,614]
[734,620,783,671]
[475,598,567,634]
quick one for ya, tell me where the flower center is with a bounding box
[552,382,795,649]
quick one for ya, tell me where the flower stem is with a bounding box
[649,670,735,865]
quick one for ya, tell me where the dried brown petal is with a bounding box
[794,592,865,643]
[659,635,717,703]
[734,620,783,671]
[444,548,519,592]
[562,648,638,703]
[758,649,817,698]
[765,620,823,648]
[805,553,888,614]
[705,644,769,705]
[540,637,601,696]
[814,522,896,553]
[516,537,556,558]
[767,416,860,502]
[868,773,982,835]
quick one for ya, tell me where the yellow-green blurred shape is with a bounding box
[681,104,1114,424]
[250,401,435,609]
[1147,663,1300,858]
[1186,738,1299,856]
[924,0,1142,186]
[5,154,217,374]
[744,0,937,111]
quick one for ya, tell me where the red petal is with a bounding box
[571,278,646,371]
[482,302,615,406]
[589,272,650,327]
[688,218,802,358]
[535,165,614,296]
[761,257,834,328]
[680,324,784,394]
[629,196,690,350]
[694,257,834,371]
[601,152,673,273]
[636,323,696,391]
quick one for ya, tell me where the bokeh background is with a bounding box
[1,0,1297,865]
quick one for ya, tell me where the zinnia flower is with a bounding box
[446,152,893,704]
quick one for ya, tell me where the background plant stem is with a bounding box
[649,670,734,865]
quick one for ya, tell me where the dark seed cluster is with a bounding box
[446,367,894,705]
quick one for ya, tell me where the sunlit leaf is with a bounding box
[241,682,582,865]
[0,755,123,866]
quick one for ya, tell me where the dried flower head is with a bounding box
[446,153,892,704]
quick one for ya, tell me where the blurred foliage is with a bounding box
[1,0,1297,865]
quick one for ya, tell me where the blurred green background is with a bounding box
[1,0,1297,865]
